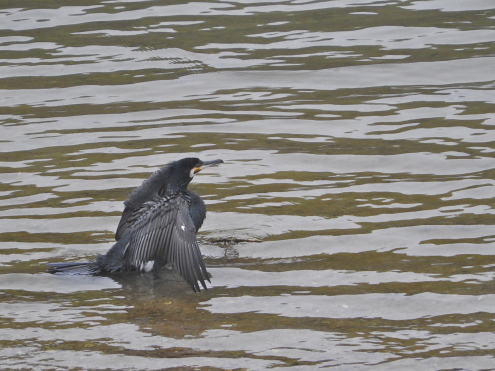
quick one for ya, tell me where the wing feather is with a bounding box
[122,193,209,291]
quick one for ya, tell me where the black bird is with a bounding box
[48,157,223,292]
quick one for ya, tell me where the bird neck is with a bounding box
[126,166,190,208]
[160,181,189,196]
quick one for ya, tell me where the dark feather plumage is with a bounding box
[48,157,223,292]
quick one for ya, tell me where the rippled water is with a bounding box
[1,0,495,370]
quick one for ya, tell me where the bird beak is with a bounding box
[193,159,224,174]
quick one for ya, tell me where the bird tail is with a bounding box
[47,262,101,275]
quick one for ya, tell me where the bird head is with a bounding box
[164,157,224,193]
[187,158,224,178]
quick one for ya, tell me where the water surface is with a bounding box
[1,0,495,370]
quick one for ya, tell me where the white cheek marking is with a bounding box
[189,168,196,178]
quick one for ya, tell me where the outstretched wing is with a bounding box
[115,205,134,241]
[123,194,210,292]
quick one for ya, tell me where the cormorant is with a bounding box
[48,157,223,292]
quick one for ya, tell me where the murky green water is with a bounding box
[1,0,495,370]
